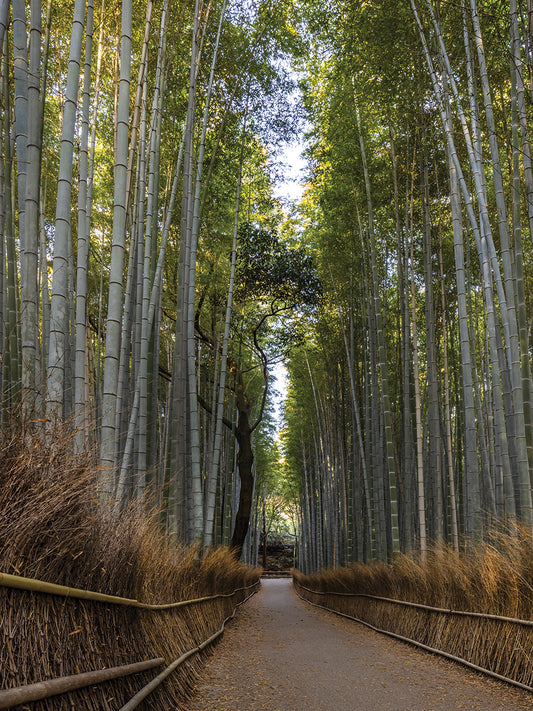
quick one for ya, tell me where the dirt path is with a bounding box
[184,578,532,710]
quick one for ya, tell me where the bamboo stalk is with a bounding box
[0,658,164,709]
[0,572,259,609]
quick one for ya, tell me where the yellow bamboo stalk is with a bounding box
[0,572,258,609]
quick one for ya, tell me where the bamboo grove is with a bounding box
[284,0,533,572]
[0,0,312,562]
[3,0,533,571]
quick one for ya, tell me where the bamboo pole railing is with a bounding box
[0,659,165,710]
[0,571,257,609]
[294,581,533,626]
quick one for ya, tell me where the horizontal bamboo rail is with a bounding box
[0,658,165,710]
[293,581,533,694]
[0,571,257,609]
[294,582,533,626]
[119,586,259,710]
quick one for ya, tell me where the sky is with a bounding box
[274,139,307,204]
[270,138,307,428]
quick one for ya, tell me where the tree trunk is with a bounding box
[99,0,132,493]
[355,100,399,558]
[409,210,427,560]
[12,0,27,272]
[47,0,86,423]
[21,0,41,416]
[74,0,95,451]
[230,400,255,559]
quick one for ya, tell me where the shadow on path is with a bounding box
[185,578,532,710]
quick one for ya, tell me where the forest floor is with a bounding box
[184,578,533,711]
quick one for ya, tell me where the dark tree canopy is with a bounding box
[236,223,321,312]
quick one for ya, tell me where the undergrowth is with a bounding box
[0,421,260,710]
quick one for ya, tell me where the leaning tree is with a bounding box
[197,223,321,558]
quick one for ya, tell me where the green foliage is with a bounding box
[232,222,322,366]
[236,222,321,310]
[8,0,533,568]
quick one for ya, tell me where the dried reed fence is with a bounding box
[0,421,260,710]
[293,537,533,691]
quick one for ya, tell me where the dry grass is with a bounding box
[0,421,260,710]
[293,535,533,688]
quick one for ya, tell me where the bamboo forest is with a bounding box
[2,0,533,574]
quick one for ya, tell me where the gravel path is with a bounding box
[185,578,532,710]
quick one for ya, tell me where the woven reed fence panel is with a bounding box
[294,583,533,688]
[0,578,259,710]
